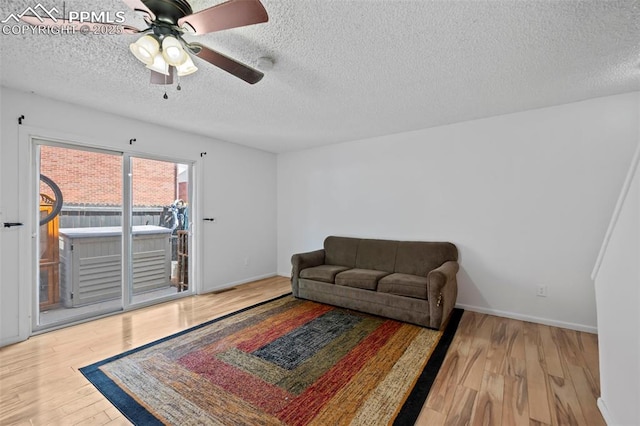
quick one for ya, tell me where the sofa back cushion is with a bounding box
[355,239,398,272]
[324,236,458,276]
[394,242,458,276]
[324,236,359,267]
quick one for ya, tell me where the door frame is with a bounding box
[122,152,196,311]
[20,128,199,336]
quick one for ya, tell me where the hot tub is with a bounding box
[58,225,173,307]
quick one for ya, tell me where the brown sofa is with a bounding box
[291,236,459,330]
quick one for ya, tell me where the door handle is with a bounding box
[3,222,24,228]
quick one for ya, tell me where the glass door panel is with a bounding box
[129,157,191,305]
[36,143,123,330]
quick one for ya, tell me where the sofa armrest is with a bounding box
[291,249,325,297]
[427,260,459,329]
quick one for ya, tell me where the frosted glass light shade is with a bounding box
[162,36,188,66]
[176,55,198,76]
[129,35,159,65]
[146,53,170,75]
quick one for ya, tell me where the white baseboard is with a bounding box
[244,276,597,333]
[203,272,279,294]
[455,303,598,334]
[597,397,613,425]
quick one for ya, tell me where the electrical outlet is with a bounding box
[537,285,548,297]
[243,257,250,267]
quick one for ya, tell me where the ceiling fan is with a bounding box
[20,0,269,85]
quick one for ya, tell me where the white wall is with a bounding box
[202,140,278,287]
[278,92,639,332]
[592,141,640,426]
[0,87,277,346]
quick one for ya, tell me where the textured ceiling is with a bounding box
[1,0,639,153]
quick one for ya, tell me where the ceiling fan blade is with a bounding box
[150,68,175,85]
[121,0,156,21]
[19,16,141,34]
[178,0,268,35]
[190,43,264,84]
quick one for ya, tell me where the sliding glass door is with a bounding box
[34,141,193,331]
[35,142,124,329]
[128,156,191,306]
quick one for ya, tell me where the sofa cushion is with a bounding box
[300,265,350,284]
[355,239,398,272]
[335,269,390,290]
[394,241,458,277]
[378,273,428,300]
[324,236,359,267]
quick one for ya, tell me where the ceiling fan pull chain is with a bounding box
[163,72,169,99]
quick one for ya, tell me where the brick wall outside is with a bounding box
[132,157,177,207]
[40,146,177,207]
[178,182,188,203]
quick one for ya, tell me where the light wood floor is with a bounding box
[419,307,604,426]
[0,276,604,425]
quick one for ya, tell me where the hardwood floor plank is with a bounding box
[50,399,113,426]
[104,406,123,421]
[552,328,587,369]
[9,421,32,426]
[0,346,56,374]
[425,312,473,416]
[425,342,466,414]
[415,407,447,426]
[504,375,529,425]
[538,325,564,378]
[104,417,132,426]
[504,319,526,360]
[444,385,478,426]
[470,370,504,426]
[475,315,495,341]
[460,315,492,391]
[566,364,606,426]
[502,357,529,425]
[575,331,599,355]
[578,338,601,393]
[523,322,552,425]
[460,344,489,392]
[548,374,588,426]
[451,323,473,359]
[457,311,482,337]
[485,319,508,374]
[503,355,526,378]
[529,420,551,426]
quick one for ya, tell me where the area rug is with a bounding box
[81,294,462,425]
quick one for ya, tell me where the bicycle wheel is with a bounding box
[40,174,63,226]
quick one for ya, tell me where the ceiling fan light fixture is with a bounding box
[176,55,198,76]
[146,52,170,75]
[162,36,188,66]
[129,35,159,65]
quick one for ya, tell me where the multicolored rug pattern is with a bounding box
[81,295,462,425]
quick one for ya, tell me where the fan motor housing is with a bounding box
[142,0,193,24]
